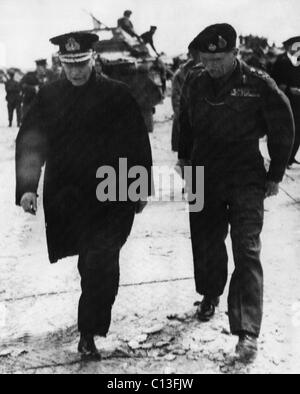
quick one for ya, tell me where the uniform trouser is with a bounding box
[7,102,21,125]
[190,183,265,337]
[78,247,120,337]
[77,205,135,336]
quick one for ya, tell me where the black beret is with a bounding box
[283,36,300,48]
[190,23,237,53]
[50,32,99,63]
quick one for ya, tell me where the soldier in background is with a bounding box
[4,69,22,127]
[21,59,55,118]
[171,41,203,152]
[51,54,63,81]
[244,47,267,71]
[272,36,300,166]
[141,26,159,56]
[117,10,140,40]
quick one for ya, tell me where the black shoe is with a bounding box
[196,296,220,322]
[8,123,12,128]
[236,333,258,363]
[78,334,101,361]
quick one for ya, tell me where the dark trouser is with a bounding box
[77,205,135,336]
[78,247,120,336]
[7,101,21,126]
[190,183,265,337]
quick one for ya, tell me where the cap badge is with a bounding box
[218,35,227,49]
[208,43,217,52]
[65,38,81,52]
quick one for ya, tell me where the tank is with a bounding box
[93,27,165,132]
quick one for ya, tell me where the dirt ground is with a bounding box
[0,85,300,374]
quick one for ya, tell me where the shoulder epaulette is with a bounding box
[249,67,271,81]
[247,66,280,92]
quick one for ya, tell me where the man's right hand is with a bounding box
[20,192,37,215]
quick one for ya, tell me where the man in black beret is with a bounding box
[272,36,300,166]
[15,31,153,360]
[179,23,294,362]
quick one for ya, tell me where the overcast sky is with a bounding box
[0,0,300,68]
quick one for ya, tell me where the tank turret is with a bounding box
[94,27,165,132]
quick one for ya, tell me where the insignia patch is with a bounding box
[65,38,81,52]
[208,43,217,52]
[230,88,261,98]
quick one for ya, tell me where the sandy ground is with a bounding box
[0,84,300,374]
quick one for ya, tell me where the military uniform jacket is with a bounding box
[178,61,295,183]
[5,79,22,104]
[15,71,153,263]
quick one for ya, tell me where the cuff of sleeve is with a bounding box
[16,188,38,206]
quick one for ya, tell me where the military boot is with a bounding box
[196,296,220,322]
[235,333,258,363]
[78,333,101,361]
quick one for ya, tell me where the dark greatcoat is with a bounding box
[16,70,153,263]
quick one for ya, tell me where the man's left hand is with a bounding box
[265,181,280,198]
[136,200,148,214]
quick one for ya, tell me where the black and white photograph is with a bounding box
[0,0,299,376]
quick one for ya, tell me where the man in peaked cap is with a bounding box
[272,36,300,166]
[178,23,294,362]
[20,58,55,120]
[15,31,153,360]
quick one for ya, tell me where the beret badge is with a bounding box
[208,43,217,52]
